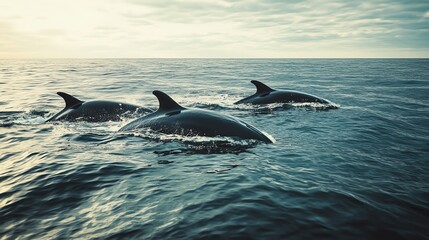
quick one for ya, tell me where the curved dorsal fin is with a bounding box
[251,80,274,94]
[57,92,84,108]
[153,90,185,111]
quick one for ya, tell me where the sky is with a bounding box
[0,0,428,58]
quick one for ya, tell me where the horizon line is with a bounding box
[1,57,428,60]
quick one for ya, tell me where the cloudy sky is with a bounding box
[0,0,428,58]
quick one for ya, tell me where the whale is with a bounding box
[120,91,274,143]
[235,80,331,105]
[46,92,153,122]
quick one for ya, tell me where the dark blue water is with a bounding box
[1,59,428,239]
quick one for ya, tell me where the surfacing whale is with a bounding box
[46,92,152,122]
[120,91,274,143]
[235,80,331,105]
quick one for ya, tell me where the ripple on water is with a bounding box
[0,59,428,239]
[0,160,144,239]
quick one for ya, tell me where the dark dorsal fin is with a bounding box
[57,92,84,108]
[251,80,274,94]
[153,90,185,112]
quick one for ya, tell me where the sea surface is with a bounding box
[0,59,428,239]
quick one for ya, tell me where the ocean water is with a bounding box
[0,59,428,239]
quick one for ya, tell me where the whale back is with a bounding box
[120,92,274,143]
[46,92,154,122]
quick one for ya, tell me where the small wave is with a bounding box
[0,111,24,118]
[153,142,256,155]
[175,94,238,110]
[28,110,51,117]
[291,101,340,110]
[0,161,141,239]
[71,133,116,143]
[132,130,259,144]
[190,103,232,111]
[120,129,260,155]
[0,122,14,128]
[192,101,340,114]
[0,110,47,127]
[204,164,240,173]
[234,102,340,113]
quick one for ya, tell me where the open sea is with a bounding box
[0,59,428,239]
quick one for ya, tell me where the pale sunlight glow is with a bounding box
[0,0,428,58]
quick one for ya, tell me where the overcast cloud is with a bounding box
[0,0,428,58]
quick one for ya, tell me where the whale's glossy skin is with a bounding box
[46,92,153,122]
[235,80,330,105]
[120,91,273,143]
